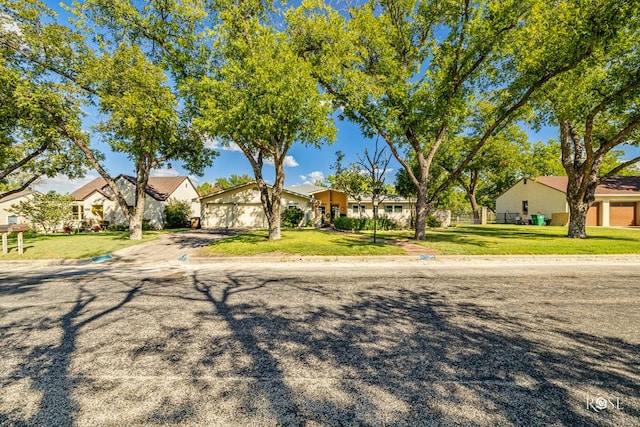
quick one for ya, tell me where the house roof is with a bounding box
[201,181,317,202]
[72,175,191,202]
[285,184,328,196]
[0,189,36,204]
[534,176,640,195]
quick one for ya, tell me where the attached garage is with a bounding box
[586,202,600,226]
[200,182,317,229]
[609,202,636,226]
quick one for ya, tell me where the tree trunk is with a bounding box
[129,173,148,240]
[129,215,143,240]
[567,198,589,239]
[470,193,480,224]
[414,187,428,240]
[267,159,284,241]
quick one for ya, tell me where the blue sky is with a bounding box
[36,112,561,194]
[33,2,639,194]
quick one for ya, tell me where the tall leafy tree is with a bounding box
[1,1,216,239]
[213,174,254,190]
[533,6,640,238]
[290,0,635,240]
[192,1,335,240]
[0,10,89,200]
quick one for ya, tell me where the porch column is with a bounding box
[601,200,610,227]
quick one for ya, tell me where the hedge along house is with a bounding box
[201,182,318,229]
[71,175,200,229]
[496,176,640,226]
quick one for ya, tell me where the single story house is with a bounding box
[201,182,318,229]
[496,176,640,226]
[71,175,200,229]
[0,190,37,225]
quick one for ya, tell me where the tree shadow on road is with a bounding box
[0,274,144,426]
[186,271,639,426]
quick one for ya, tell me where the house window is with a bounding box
[72,205,83,220]
[351,204,366,214]
[7,215,18,225]
[385,205,393,214]
[394,205,403,213]
[522,201,529,215]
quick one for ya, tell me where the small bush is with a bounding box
[163,200,191,229]
[281,206,305,228]
[334,216,399,231]
[426,214,441,228]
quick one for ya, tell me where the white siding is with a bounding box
[496,179,567,222]
[0,194,34,225]
[201,185,314,229]
[166,179,201,219]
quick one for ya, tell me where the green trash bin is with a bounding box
[533,214,545,225]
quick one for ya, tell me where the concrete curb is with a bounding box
[2,254,639,269]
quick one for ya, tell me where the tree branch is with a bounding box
[601,155,640,180]
[0,141,50,181]
[0,174,41,201]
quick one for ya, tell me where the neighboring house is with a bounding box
[201,182,318,229]
[287,185,348,221]
[71,175,200,229]
[0,190,36,225]
[496,176,640,226]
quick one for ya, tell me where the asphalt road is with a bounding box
[0,261,639,426]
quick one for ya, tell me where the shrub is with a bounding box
[281,206,305,228]
[334,216,399,231]
[426,214,441,228]
[163,200,191,229]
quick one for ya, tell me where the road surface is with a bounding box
[1,260,639,426]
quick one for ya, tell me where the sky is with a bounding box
[31,2,639,195]
[36,112,566,195]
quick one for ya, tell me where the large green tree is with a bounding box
[533,6,640,238]
[191,2,335,240]
[1,1,216,239]
[0,11,89,200]
[290,0,635,240]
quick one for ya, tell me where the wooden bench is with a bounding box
[0,224,29,255]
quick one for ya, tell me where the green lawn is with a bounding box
[370,225,640,255]
[1,231,163,260]
[203,229,405,256]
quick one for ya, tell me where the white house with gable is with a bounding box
[71,175,200,229]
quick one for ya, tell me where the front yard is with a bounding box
[2,225,639,260]
[204,225,640,257]
[369,225,640,255]
[0,231,163,260]
[202,229,405,256]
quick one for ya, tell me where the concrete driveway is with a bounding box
[110,229,234,264]
[0,261,638,426]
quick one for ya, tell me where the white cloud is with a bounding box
[264,155,299,168]
[34,173,99,195]
[150,167,180,177]
[205,137,243,152]
[299,171,325,185]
